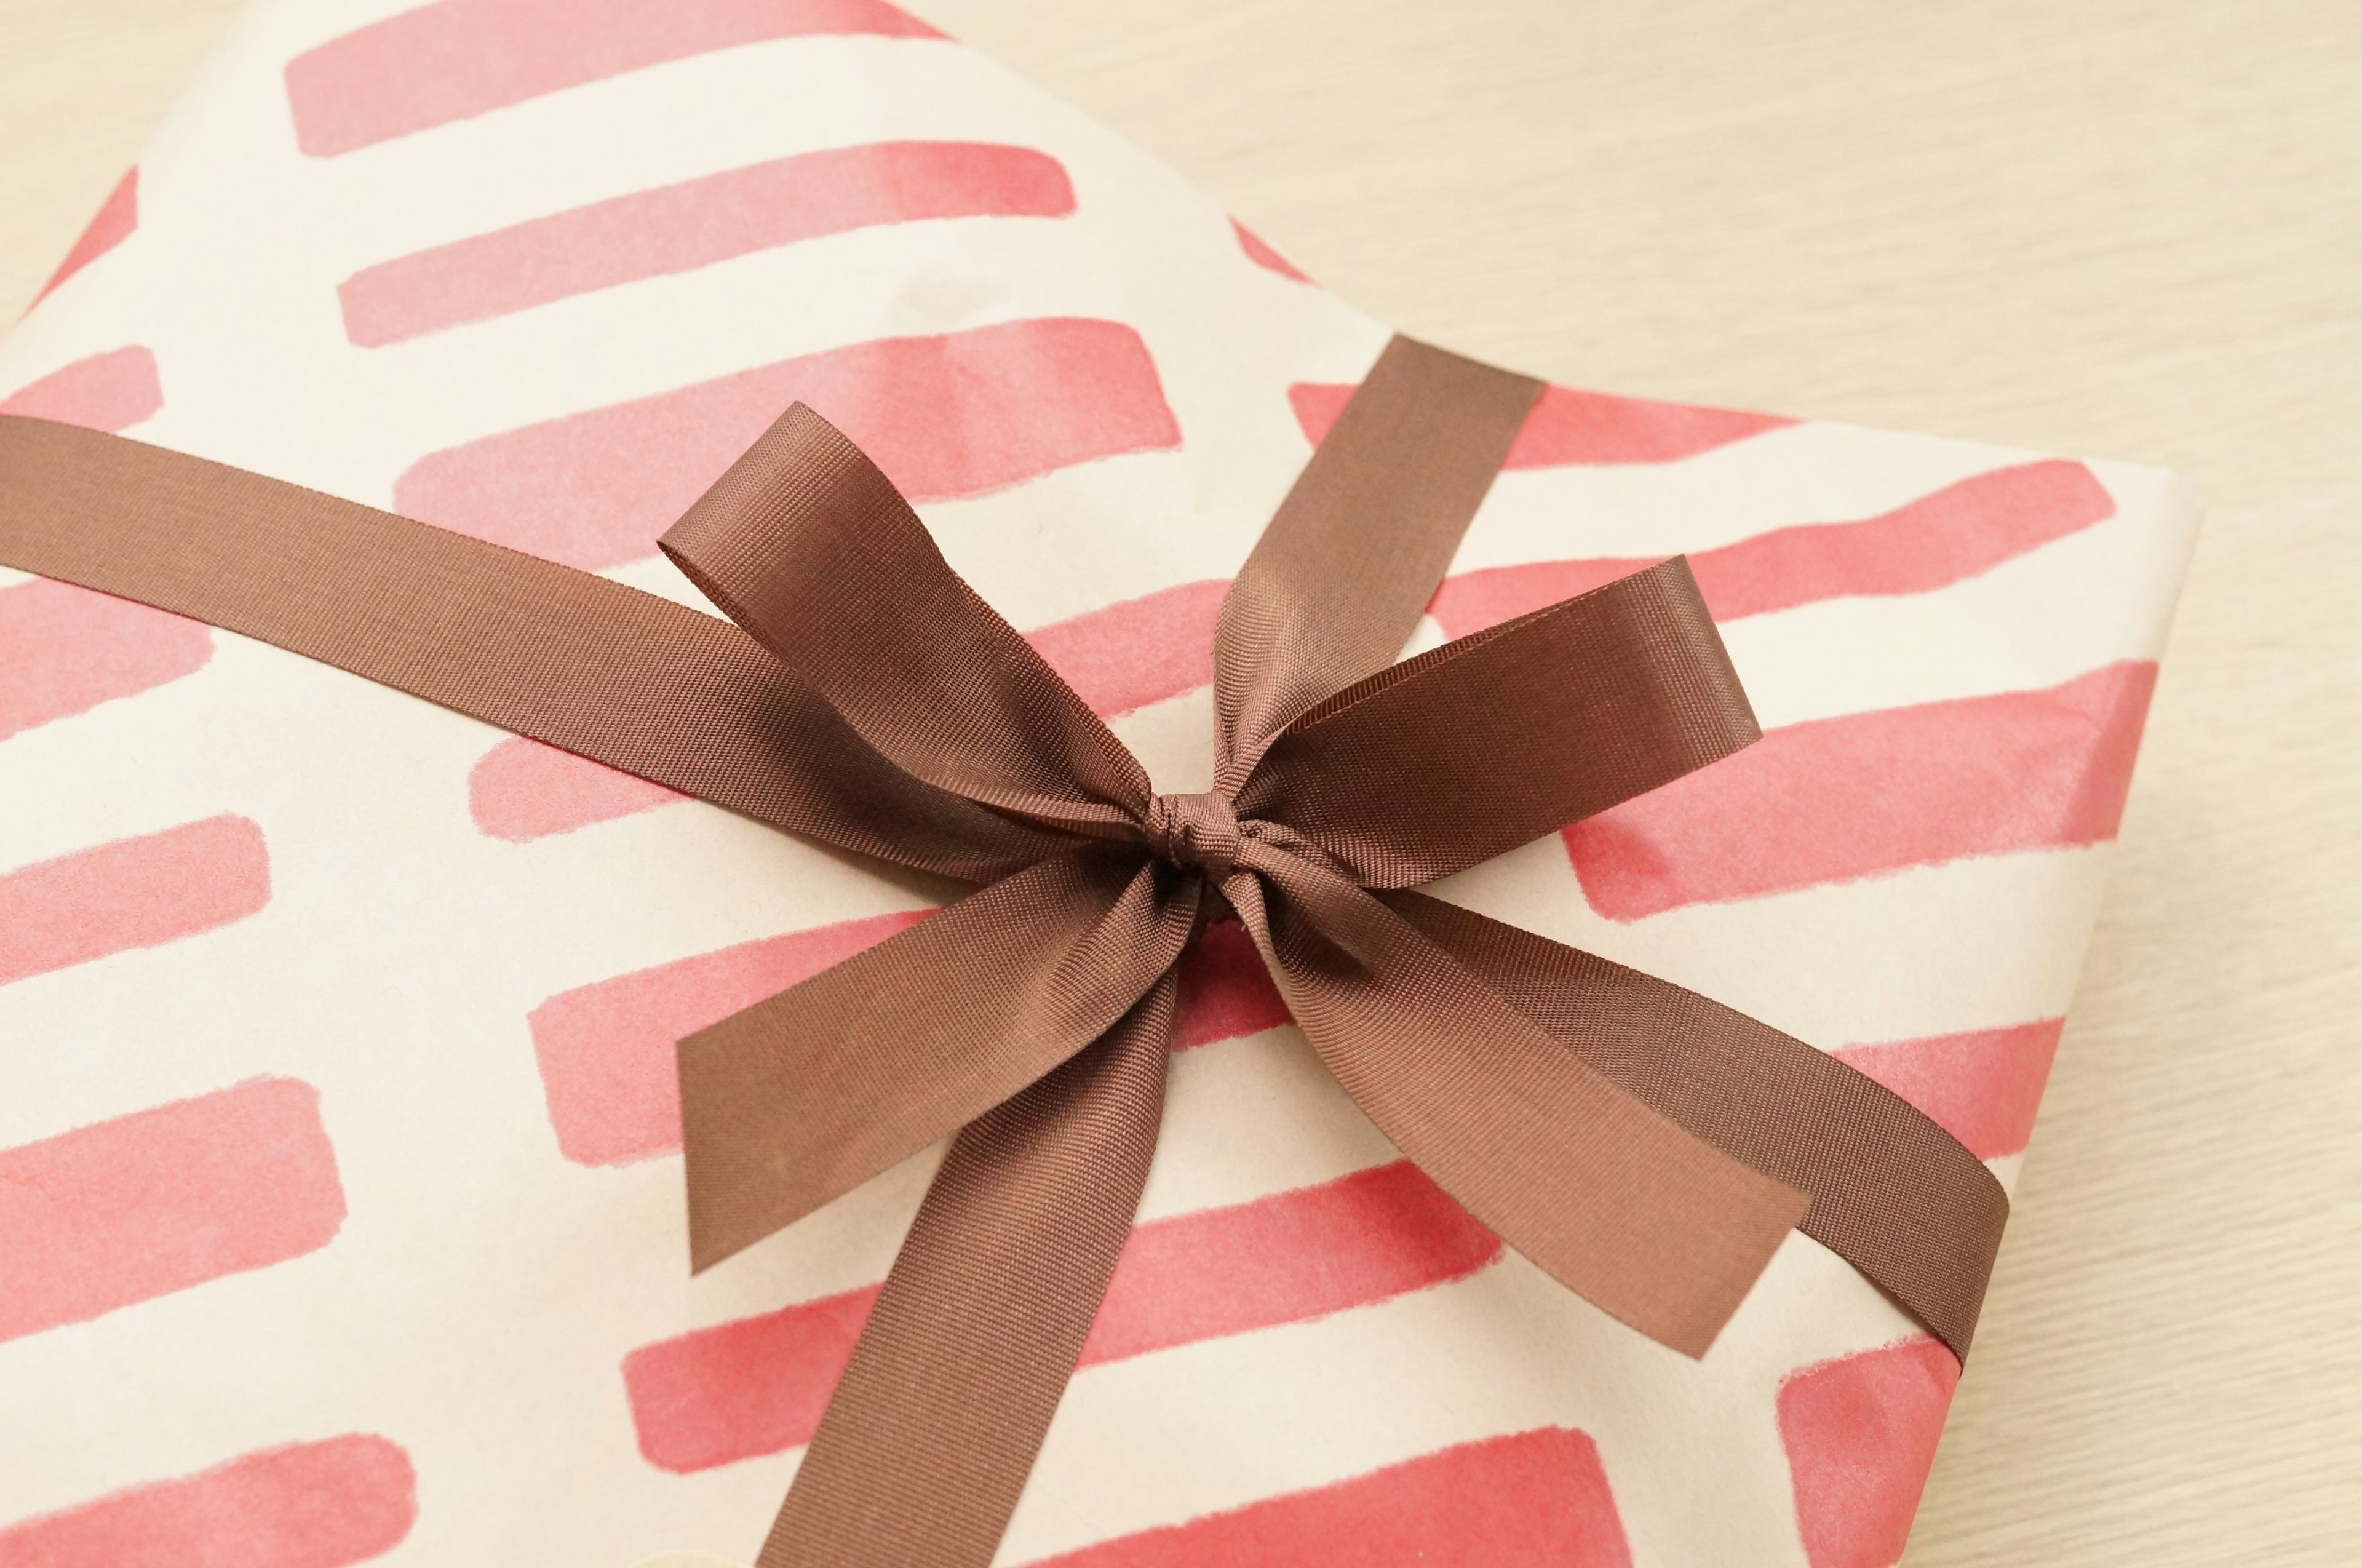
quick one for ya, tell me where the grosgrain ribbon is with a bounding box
[0,335,2008,1568]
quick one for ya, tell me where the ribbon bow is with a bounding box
[650,341,2003,1567]
[0,336,2008,1568]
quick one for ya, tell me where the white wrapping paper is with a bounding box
[0,2,2197,1563]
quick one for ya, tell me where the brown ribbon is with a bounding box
[0,335,2006,1567]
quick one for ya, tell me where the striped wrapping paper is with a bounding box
[0,1,2197,1564]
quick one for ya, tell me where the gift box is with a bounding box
[0,2,2197,1564]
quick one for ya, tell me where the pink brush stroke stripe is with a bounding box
[1025,577,1228,719]
[0,814,270,987]
[1292,379,1794,467]
[0,1435,414,1568]
[341,141,1074,346]
[1026,463,2109,731]
[469,736,688,841]
[0,346,162,433]
[1430,460,2115,637]
[285,0,942,157]
[31,168,137,306]
[1027,1427,1632,1567]
[1231,219,1311,282]
[623,1159,1502,1473]
[470,573,1231,843]
[0,1077,345,1343]
[1173,918,1290,1049]
[1835,1020,2063,1161]
[396,317,1180,570]
[1076,1159,1500,1364]
[530,909,929,1165]
[535,912,1282,1171]
[1565,661,2158,920]
[1174,928,2062,1158]
[1778,1337,1960,1568]
[0,579,212,741]
[626,1283,879,1474]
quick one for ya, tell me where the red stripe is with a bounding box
[950,460,2108,752]
[340,141,1073,346]
[0,347,162,433]
[1429,460,2115,637]
[1026,1427,1631,1567]
[622,1160,1501,1473]
[1172,918,1289,1049]
[1834,1020,2062,1161]
[1291,379,1792,467]
[284,0,942,157]
[1231,220,1311,282]
[471,575,1230,842]
[1431,558,1652,636]
[530,910,928,1165]
[533,913,1279,1169]
[469,736,686,841]
[623,1283,878,1474]
[0,815,270,986]
[1778,1338,1959,1568]
[0,579,212,741]
[395,317,1180,570]
[0,1435,414,1568]
[1564,661,2158,919]
[1025,578,1228,719]
[0,1078,344,1343]
[1077,1160,1500,1363]
[32,167,137,304]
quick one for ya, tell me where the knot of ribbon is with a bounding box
[0,336,2013,1568]
[1140,790,1242,882]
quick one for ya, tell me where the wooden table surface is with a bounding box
[4,1,2355,1562]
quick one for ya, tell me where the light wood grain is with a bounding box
[4,0,2355,1561]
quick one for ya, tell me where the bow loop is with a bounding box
[661,404,1151,835]
[1235,557,1760,886]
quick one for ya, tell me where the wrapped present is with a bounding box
[0,1,2196,1564]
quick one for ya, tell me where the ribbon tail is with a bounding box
[756,969,1179,1568]
[1225,842,1807,1358]
[681,848,1195,1271]
[1381,887,2008,1359]
[1212,335,1542,787]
